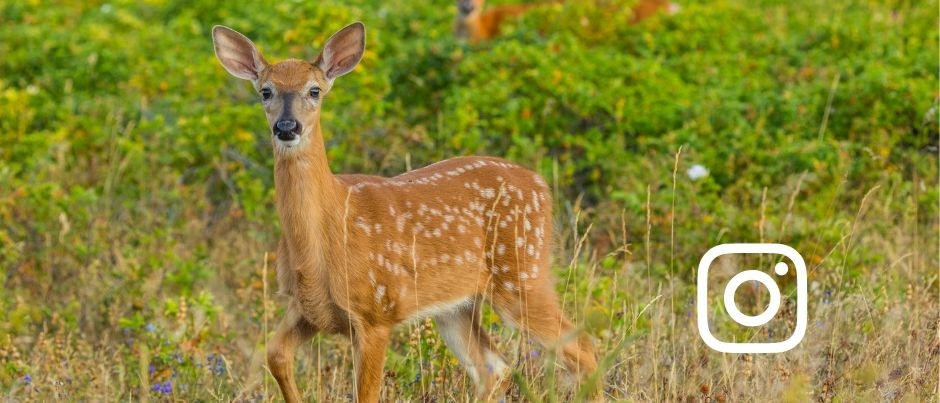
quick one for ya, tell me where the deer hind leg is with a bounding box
[491,284,598,388]
[434,301,511,401]
[267,302,316,403]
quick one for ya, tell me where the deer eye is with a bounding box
[309,87,320,98]
[260,88,273,101]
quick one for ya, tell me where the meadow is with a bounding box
[0,0,937,401]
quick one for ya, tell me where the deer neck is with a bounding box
[273,122,345,258]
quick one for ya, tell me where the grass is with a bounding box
[1,0,937,401]
[3,150,935,402]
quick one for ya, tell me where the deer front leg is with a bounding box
[267,302,315,403]
[352,324,391,403]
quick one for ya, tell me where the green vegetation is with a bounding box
[1,0,936,401]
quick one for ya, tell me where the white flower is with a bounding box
[687,164,708,181]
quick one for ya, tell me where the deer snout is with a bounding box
[274,119,302,141]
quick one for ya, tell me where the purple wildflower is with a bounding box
[23,374,32,386]
[212,356,226,376]
[144,323,156,332]
[206,354,227,376]
[151,380,172,395]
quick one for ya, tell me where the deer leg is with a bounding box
[492,285,598,388]
[267,302,316,403]
[352,323,391,403]
[434,302,510,401]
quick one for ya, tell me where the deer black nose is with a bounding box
[276,119,298,133]
[274,119,301,141]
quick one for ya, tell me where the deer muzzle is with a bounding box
[274,119,302,141]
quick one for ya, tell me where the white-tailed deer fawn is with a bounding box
[454,0,681,43]
[212,22,598,402]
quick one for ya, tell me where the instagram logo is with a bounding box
[697,243,807,353]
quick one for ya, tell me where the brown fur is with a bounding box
[454,0,679,43]
[213,22,598,402]
[629,0,674,23]
[455,0,533,43]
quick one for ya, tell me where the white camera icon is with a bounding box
[697,243,807,353]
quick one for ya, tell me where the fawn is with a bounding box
[454,0,681,43]
[212,22,598,402]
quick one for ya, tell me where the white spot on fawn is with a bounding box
[355,217,372,236]
[396,212,413,233]
[375,285,386,304]
[464,250,478,264]
[534,174,547,188]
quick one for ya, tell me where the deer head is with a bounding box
[212,23,365,152]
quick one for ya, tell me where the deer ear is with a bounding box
[212,25,268,82]
[315,22,365,83]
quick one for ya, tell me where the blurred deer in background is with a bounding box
[455,0,681,43]
[629,0,681,24]
[455,0,534,43]
[213,22,598,402]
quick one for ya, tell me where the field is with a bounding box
[1,0,937,401]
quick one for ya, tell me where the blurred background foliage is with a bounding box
[0,0,936,400]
